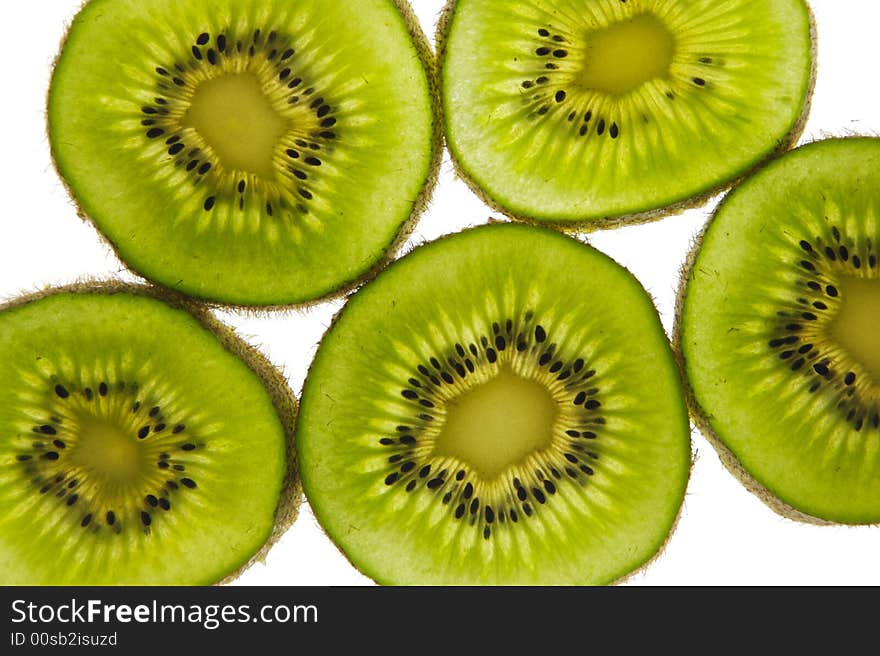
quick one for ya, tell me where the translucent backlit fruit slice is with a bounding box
[679,138,880,524]
[48,0,439,306]
[0,284,296,584]
[298,224,690,585]
[440,0,815,225]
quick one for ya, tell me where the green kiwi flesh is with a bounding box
[48,0,439,307]
[439,0,815,226]
[297,223,690,585]
[678,138,880,524]
[0,283,297,584]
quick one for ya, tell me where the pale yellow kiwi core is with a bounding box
[183,72,286,179]
[580,13,675,96]
[830,276,880,382]
[433,367,558,479]
[69,417,142,485]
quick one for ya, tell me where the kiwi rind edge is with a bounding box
[298,223,695,585]
[46,0,444,312]
[436,0,819,233]
[670,139,856,529]
[0,280,303,583]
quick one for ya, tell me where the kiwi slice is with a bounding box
[0,283,298,584]
[439,0,815,226]
[48,0,439,307]
[678,138,880,524]
[297,223,690,585]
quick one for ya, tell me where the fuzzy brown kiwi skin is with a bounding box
[671,165,834,528]
[0,280,303,584]
[46,0,443,312]
[436,0,818,233]
[298,224,694,585]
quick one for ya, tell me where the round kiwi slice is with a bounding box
[0,283,298,584]
[48,0,439,307]
[439,0,816,226]
[678,138,880,524]
[297,223,690,585]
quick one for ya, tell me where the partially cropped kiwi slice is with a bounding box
[678,138,880,524]
[0,283,297,584]
[298,224,690,585]
[439,0,815,226]
[48,0,439,307]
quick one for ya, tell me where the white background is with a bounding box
[2,1,879,586]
